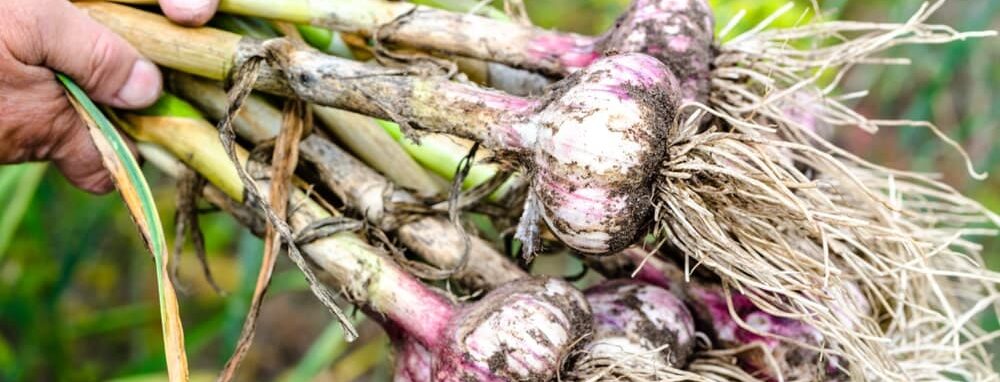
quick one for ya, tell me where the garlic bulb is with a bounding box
[433,277,592,381]
[520,53,679,254]
[583,279,695,367]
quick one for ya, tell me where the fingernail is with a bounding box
[169,0,212,11]
[114,59,162,108]
[163,0,214,25]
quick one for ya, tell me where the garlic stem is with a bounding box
[169,73,527,290]
[122,108,456,348]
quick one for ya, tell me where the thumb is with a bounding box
[160,0,220,27]
[40,1,162,109]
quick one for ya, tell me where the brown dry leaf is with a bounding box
[216,50,312,379]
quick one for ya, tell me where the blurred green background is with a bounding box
[1,0,997,381]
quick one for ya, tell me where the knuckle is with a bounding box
[84,31,123,91]
[0,5,44,64]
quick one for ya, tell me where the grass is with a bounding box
[0,164,46,259]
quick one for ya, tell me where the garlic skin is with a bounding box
[583,279,696,367]
[393,335,433,382]
[433,278,592,381]
[687,278,864,380]
[526,53,679,254]
[598,248,866,381]
[526,33,603,73]
[601,0,715,102]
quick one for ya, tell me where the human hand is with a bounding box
[0,0,163,194]
[160,0,220,26]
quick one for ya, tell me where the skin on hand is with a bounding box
[159,0,220,27]
[0,0,218,194]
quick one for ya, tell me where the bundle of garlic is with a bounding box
[80,0,999,380]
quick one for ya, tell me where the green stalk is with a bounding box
[379,120,518,199]
[295,25,353,58]
[209,11,444,197]
[134,92,203,119]
[281,10,519,199]
[410,0,509,20]
[168,73,526,290]
[290,22,512,198]
[357,0,529,197]
[88,2,518,200]
[209,0,593,76]
[122,94,457,349]
[209,0,538,196]
[211,14,278,40]
[124,103,245,200]
[310,106,445,197]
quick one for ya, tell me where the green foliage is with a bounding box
[709,0,844,39]
[0,164,46,259]
[282,316,365,382]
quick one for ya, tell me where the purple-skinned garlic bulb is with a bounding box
[433,277,592,381]
[391,333,433,382]
[578,279,696,371]
[484,0,716,103]
[685,280,864,381]
[390,277,592,382]
[594,248,867,381]
[205,35,682,254]
[509,53,679,254]
[599,0,715,102]
[406,51,682,255]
